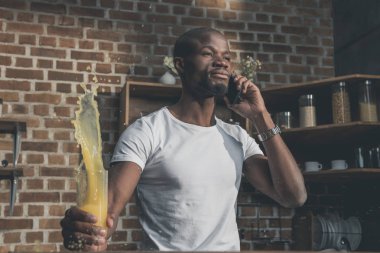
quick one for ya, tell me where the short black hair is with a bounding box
[173,27,224,58]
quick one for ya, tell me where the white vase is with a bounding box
[159,71,176,85]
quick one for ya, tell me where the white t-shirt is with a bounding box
[111,107,263,251]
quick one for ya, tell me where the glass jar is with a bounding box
[299,94,316,127]
[275,111,294,129]
[359,80,378,122]
[332,81,351,124]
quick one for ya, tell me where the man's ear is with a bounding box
[174,57,184,75]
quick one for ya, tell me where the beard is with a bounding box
[200,72,228,97]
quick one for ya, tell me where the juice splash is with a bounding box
[72,83,108,228]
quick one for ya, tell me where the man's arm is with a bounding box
[243,111,307,208]
[106,161,141,239]
[227,75,307,208]
[61,161,141,251]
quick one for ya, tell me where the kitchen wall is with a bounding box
[0,0,334,251]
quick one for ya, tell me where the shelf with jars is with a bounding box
[261,74,380,181]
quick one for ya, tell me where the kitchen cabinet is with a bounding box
[260,74,380,181]
[260,74,380,251]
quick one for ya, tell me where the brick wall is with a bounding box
[0,0,334,251]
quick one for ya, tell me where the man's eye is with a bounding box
[224,56,231,61]
[202,52,213,57]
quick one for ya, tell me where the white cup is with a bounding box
[331,160,348,170]
[304,161,323,172]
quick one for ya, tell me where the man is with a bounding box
[61,27,307,251]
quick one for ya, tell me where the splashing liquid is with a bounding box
[72,83,108,228]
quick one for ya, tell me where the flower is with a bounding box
[163,56,178,75]
[240,56,261,83]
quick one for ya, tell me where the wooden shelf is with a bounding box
[261,74,380,118]
[303,168,380,182]
[281,121,380,147]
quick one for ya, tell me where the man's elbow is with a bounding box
[280,190,307,208]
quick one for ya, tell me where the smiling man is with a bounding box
[61,27,307,251]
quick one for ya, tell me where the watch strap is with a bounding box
[257,125,281,142]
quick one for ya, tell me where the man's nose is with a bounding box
[213,58,228,68]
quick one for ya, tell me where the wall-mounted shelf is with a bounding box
[303,168,380,182]
[0,118,27,216]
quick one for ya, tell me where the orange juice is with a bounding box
[72,83,108,228]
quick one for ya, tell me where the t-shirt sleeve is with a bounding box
[110,118,153,170]
[241,128,264,160]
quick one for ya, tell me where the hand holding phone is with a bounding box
[226,75,242,105]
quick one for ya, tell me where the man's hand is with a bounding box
[224,75,268,121]
[60,206,109,251]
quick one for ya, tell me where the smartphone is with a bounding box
[227,75,242,104]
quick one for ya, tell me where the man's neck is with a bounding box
[168,96,216,127]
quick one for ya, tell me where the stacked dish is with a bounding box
[312,213,361,251]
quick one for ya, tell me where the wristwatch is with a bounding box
[257,125,281,142]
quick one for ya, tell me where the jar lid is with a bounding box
[299,94,314,99]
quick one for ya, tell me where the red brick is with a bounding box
[230,1,259,11]
[48,71,83,82]
[78,40,94,49]
[89,74,121,84]
[109,53,141,64]
[147,14,176,24]
[263,43,292,53]
[28,205,45,216]
[98,20,113,30]
[6,22,43,34]
[47,26,83,38]
[162,0,192,5]
[22,142,58,152]
[71,50,104,61]
[0,91,19,101]
[122,218,141,229]
[0,55,11,66]
[26,179,44,189]
[6,68,43,80]
[56,83,72,93]
[96,63,112,74]
[78,17,95,28]
[26,232,44,243]
[40,167,74,177]
[49,205,65,216]
[31,2,66,14]
[62,143,80,153]
[181,17,212,27]
[0,1,27,9]
[87,29,121,42]
[18,34,35,45]
[45,118,73,128]
[25,93,61,104]
[53,131,70,140]
[47,179,65,189]
[20,192,60,203]
[58,15,75,26]
[3,232,21,243]
[0,9,13,20]
[99,42,114,51]
[26,154,44,164]
[100,0,115,8]
[59,38,76,48]
[11,103,29,114]
[17,12,33,22]
[0,44,25,55]
[15,57,33,67]
[62,192,76,202]
[48,231,63,243]
[56,61,73,70]
[38,36,56,47]
[0,32,15,43]
[109,10,141,21]
[248,23,277,32]
[0,219,33,229]
[296,46,324,55]
[33,104,49,116]
[33,130,49,139]
[77,62,93,72]
[110,231,128,242]
[54,106,71,117]
[69,6,104,17]
[38,14,55,25]
[39,218,61,229]
[156,4,170,13]
[230,42,259,51]
[37,59,53,69]
[31,47,66,59]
